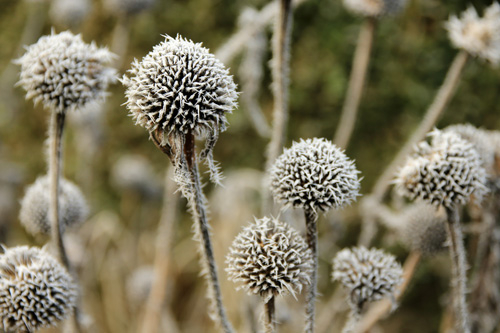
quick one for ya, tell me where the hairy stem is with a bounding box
[358,51,469,247]
[264,296,276,333]
[304,206,318,333]
[445,207,470,333]
[334,17,376,149]
[140,167,179,333]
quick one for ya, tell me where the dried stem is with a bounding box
[352,251,422,333]
[358,51,469,247]
[445,207,470,333]
[264,296,276,333]
[304,206,318,333]
[334,17,376,149]
[139,167,179,333]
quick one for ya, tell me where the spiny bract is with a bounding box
[226,216,313,302]
[16,30,116,113]
[0,246,77,332]
[395,129,488,209]
[270,138,361,213]
[342,0,407,17]
[332,246,403,313]
[446,3,500,65]
[121,35,238,144]
[19,175,88,236]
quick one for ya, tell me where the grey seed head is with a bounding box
[0,246,78,332]
[111,154,161,198]
[104,0,155,16]
[342,0,407,17]
[400,202,447,255]
[121,34,238,143]
[226,216,313,302]
[446,3,500,65]
[50,0,91,28]
[395,129,488,209]
[332,246,403,314]
[19,175,88,236]
[126,266,155,307]
[269,138,361,213]
[16,30,116,114]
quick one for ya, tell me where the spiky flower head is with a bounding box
[122,34,237,144]
[342,0,407,17]
[0,246,78,332]
[269,138,361,214]
[400,202,447,255]
[226,216,313,302]
[332,246,403,314]
[19,176,88,236]
[16,30,116,114]
[395,129,488,209]
[104,0,155,16]
[446,3,500,65]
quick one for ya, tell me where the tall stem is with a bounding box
[304,206,318,333]
[445,207,470,333]
[334,17,376,149]
[264,296,276,333]
[358,51,469,247]
[140,167,179,333]
[183,134,233,333]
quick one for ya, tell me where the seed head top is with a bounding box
[122,35,238,144]
[446,3,500,65]
[395,129,488,209]
[342,0,407,17]
[16,30,116,114]
[269,138,361,213]
[226,216,313,302]
[19,176,88,236]
[332,246,403,314]
[0,246,78,332]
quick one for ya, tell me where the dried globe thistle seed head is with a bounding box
[16,30,116,114]
[0,246,78,332]
[332,246,403,314]
[126,266,155,307]
[395,129,488,209]
[446,3,500,65]
[104,0,155,17]
[342,0,407,17]
[400,202,447,255]
[226,216,313,302]
[19,175,88,236]
[269,138,361,213]
[111,154,161,198]
[122,34,238,142]
[49,0,91,28]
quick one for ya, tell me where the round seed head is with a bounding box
[269,138,361,213]
[50,0,91,28]
[122,34,238,144]
[342,0,407,17]
[226,216,313,302]
[446,3,500,65]
[19,176,89,236]
[332,246,403,313]
[111,154,161,198]
[400,202,447,255]
[16,30,116,114]
[104,0,155,16]
[126,266,155,307]
[395,129,488,209]
[0,246,78,332]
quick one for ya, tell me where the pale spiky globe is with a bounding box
[0,246,77,332]
[270,138,361,212]
[332,246,403,313]
[396,129,488,209]
[446,3,500,65]
[122,35,238,144]
[16,31,116,113]
[19,176,88,236]
[226,217,313,302]
[343,0,407,17]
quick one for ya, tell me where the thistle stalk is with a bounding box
[264,296,276,333]
[445,207,471,333]
[334,17,376,149]
[304,206,318,333]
